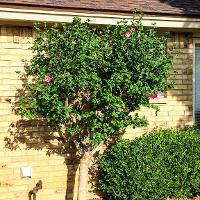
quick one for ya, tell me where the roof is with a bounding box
[0,0,200,16]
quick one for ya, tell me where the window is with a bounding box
[194,43,200,127]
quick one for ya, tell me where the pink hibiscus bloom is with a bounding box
[124,31,131,38]
[148,95,157,100]
[44,75,52,83]
[148,92,164,100]
[156,92,164,99]
[130,27,136,33]
[95,110,102,116]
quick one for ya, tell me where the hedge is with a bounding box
[98,128,200,200]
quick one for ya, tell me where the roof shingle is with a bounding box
[0,0,200,16]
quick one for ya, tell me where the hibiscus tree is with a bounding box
[17,17,173,199]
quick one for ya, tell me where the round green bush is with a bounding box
[98,129,200,200]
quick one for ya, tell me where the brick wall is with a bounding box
[0,26,80,200]
[0,26,194,200]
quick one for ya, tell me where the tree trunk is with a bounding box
[77,142,106,200]
[77,152,90,200]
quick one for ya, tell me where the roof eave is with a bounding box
[0,7,200,30]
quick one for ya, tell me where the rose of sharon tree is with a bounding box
[17,18,173,199]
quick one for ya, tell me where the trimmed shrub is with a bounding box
[98,129,200,200]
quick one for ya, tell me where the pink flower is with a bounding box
[130,27,136,33]
[124,31,131,38]
[156,92,164,99]
[95,110,102,116]
[148,92,164,100]
[148,95,157,100]
[44,75,52,83]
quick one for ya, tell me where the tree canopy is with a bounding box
[17,17,173,155]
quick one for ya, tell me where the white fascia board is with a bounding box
[0,7,200,29]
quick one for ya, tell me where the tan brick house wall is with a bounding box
[0,26,80,200]
[0,26,194,200]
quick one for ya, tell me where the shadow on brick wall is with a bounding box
[4,68,80,200]
[5,120,80,200]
